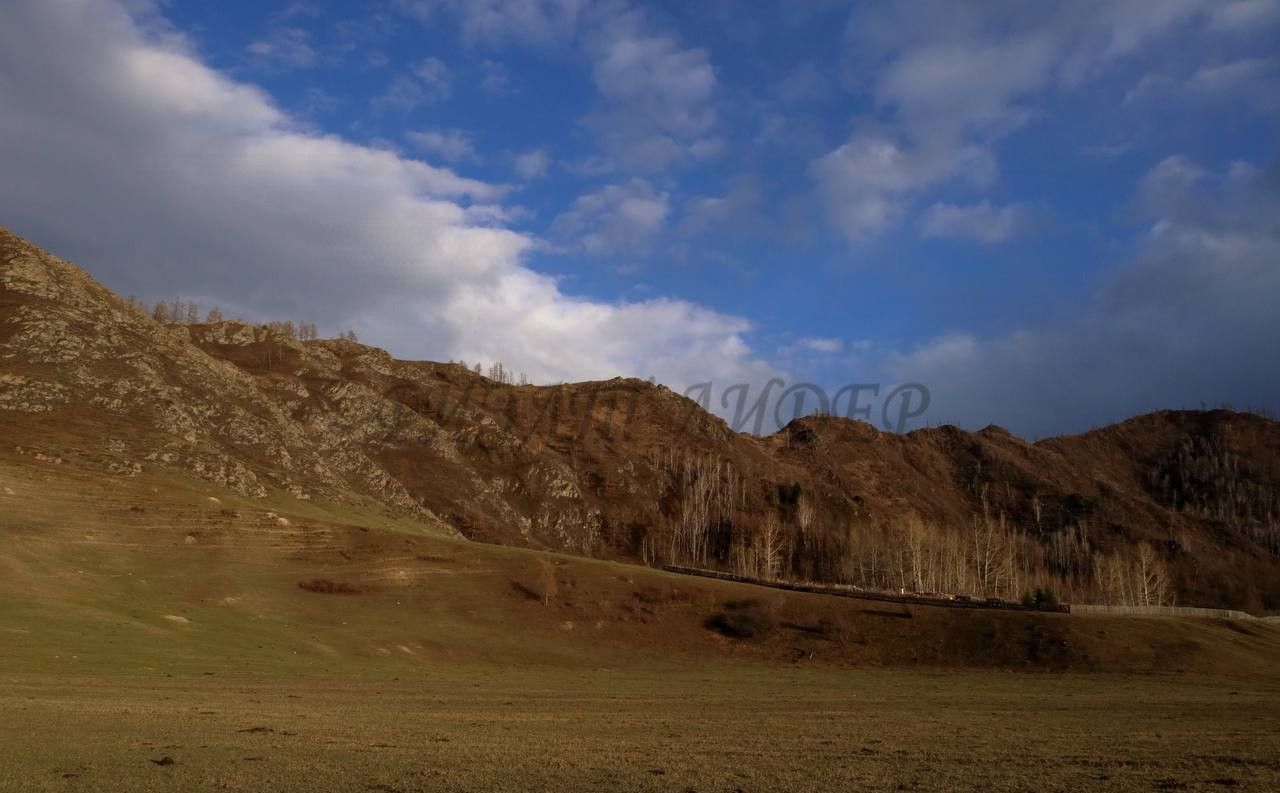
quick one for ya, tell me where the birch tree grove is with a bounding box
[641,455,1186,606]
[662,452,743,568]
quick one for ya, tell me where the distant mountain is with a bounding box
[3,225,1277,612]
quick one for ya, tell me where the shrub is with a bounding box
[298,579,367,594]
[705,604,775,639]
[1021,587,1059,608]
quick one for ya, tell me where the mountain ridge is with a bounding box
[3,224,1278,612]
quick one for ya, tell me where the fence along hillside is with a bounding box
[664,565,1280,621]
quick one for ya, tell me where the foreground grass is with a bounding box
[3,461,1279,791]
[2,666,1278,793]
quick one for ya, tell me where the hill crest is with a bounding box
[3,225,1278,612]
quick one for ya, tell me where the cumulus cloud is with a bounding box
[514,148,552,179]
[676,176,776,240]
[408,0,720,172]
[811,130,993,240]
[0,0,772,393]
[583,16,721,171]
[799,337,843,354]
[437,0,588,48]
[816,0,1278,241]
[245,26,317,70]
[406,128,477,162]
[919,201,1037,244]
[375,56,452,111]
[552,179,669,255]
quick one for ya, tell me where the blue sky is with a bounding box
[1,1,1278,437]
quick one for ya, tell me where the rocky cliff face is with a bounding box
[3,225,1278,611]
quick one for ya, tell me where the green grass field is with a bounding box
[3,458,1279,792]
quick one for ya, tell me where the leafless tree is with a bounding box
[1135,542,1172,606]
[756,513,787,580]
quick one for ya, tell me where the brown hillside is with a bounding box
[2,225,1278,612]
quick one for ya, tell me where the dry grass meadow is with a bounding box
[2,456,1279,792]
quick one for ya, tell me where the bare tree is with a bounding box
[756,513,786,580]
[206,306,224,323]
[1135,543,1172,606]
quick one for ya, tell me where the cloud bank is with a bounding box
[882,156,1280,437]
[0,0,773,393]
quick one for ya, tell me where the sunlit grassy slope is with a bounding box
[2,453,1279,791]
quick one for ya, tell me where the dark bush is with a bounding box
[705,607,775,639]
[1021,587,1059,608]
[298,579,367,594]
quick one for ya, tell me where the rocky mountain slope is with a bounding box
[3,225,1278,612]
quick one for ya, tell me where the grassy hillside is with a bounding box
[4,450,1280,676]
[5,224,1279,613]
[3,456,1280,791]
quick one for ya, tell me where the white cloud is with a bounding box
[514,148,551,179]
[1188,57,1276,91]
[407,0,720,172]
[0,0,772,394]
[584,19,721,171]
[552,179,669,255]
[1208,0,1280,31]
[1126,57,1279,109]
[677,177,770,239]
[1186,57,1280,110]
[245,26,316,70]
[799,337,843,353]
[441,0,588,48]
[919,201,1036,244]
[406,128,477,162]
[817,0,1275,241]
[811,130,993,241]
[590,29,715,137]
[375,56,452,111]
